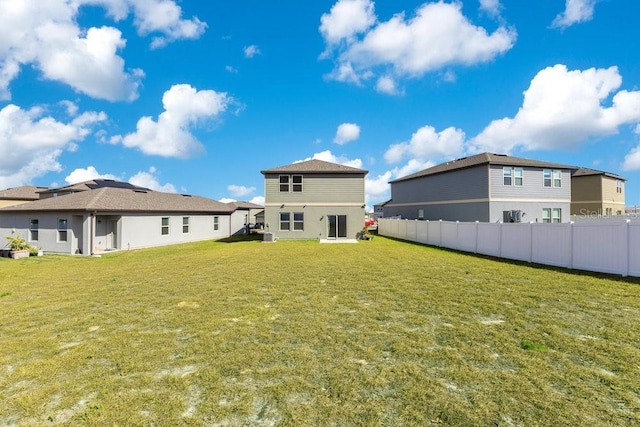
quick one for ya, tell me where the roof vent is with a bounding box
[181,194,192,197]
[133,190,148,194]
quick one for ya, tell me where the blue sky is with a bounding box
[2,0,640,209]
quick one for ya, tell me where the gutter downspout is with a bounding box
[90,212,95,255]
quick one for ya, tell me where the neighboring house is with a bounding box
[226,201,264,235]
[0,182,233,255]
[373,200,390,221]
[384,152,575,223]
[261,159,368,240]
[0,186,49,208]
[571,168,626,217]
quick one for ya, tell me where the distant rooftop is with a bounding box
[572,167,626,181]
[391,152,577,183]
[0,185,49,201]
[261,159,367,175]
[38,179,151,195]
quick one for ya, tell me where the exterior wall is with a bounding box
[571,175,626,216]
[0,211,231,255]
[264,205,364,240]
[489,201,572,223]
[489,165,572,223]
[489,165,571,201]
[263,172,365,240]
[119,213,231,250]
[230,210,251,236]
[0,212,82,254]
[385,165,490,221]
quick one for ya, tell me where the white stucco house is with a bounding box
[0,180,235,255]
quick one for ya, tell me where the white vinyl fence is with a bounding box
[378,218,640,277]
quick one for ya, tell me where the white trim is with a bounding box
[386,197,570,207]
[572,200,626,205]
[265,202,363,207]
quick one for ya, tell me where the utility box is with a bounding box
[263,232,274,242]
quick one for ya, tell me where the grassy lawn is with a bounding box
[1,236,639,426]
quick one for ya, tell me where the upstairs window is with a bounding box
[544,169,562,188]
[279,175,290,192]
[503,167,512,185]
[292,175,303,192]
[514,168,523,186]
[617,180,623,193]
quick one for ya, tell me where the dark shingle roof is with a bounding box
[261,159,367,175]
[572,167,626,181]
[38,179,151,195]
[0,186,49,200]
[390,153,577,183]
[0,187,233,214]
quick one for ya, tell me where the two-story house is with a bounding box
[384,152,575,223]
[260,159,368,240]
[571,168,626,217]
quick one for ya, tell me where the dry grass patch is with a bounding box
[1,237,639,425]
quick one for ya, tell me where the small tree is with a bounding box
[5,235,29,251]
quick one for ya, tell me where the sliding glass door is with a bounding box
[327,215,347,239]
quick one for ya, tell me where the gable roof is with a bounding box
[261,159,367,175]
[226,201,264,210]
[0,187,233,214]
[572,167,626,181]
[390,152,577,183]
[37,179,150,195]
[0,186,49,201]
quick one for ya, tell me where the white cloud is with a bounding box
[319,0,375,46]
[365,170,393,202]
[225,65,238,74]
[0,0,205,100]
[80,0,206,48]
[375,75,401,95]
[479,0,503,17]
[128,167,177,192]
[250,195,265,206]
[0,103,106,188]
[551,0,597,29]
[321,1,516,90]
[244,45,261,58]
[228,184,256,198]
[65,166,118,184]
[334,122,360,145]
[59,100,79,117]
[112,84,233,158]
[471,64,640,154]
[384,125,466,164]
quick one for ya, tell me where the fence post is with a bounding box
[456,221,459,250]
[529,221,533,263]
[475,221,479,254]
[625,219,631,277]
[568,221,574,270]
[425,220,429,244]
[439,219,442,247]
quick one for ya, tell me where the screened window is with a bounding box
[293,212,304,230]
[292,175,303,192]
[213,216,219,231]
[616,180,623,193]
[552,208,561,223]
[280,212,290,230]
[279,175,290,192]
[161,217,170,235]
[58,218,68,242]
[514,168,523,186]
[503,167,512,185]
[543,169,561,187]
[553,170,562,187]
[29,219,39,241]
[182,217,190,233]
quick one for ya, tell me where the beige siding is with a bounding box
[264,173,364,205]
[571,175,625,215]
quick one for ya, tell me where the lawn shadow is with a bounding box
[378,235,640,285]
[217,234,264,243]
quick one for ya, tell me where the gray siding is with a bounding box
[384,201,489,222]
[489,201,571,223]
[489,165,572,200]
[390,165,489,204]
